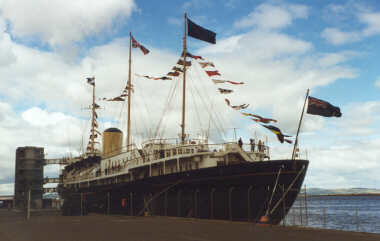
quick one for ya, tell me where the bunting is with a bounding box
[86,77,95,86]
[182,51,204,60]
[225,98,249,110]
[226,80,245,85]
[218,88,233,94]
[172,66,183,72]
[105,96,125,101]
[261,125,292,144]
[135,74,172,80]
[241,113,277,124]
[212,79,226,84]
[199,62,215,68]
[206,70,221,77]
[167,71,180,77]
[131,35,150,55]
[177,59,192,66]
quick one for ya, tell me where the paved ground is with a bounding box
[1,210,380,241]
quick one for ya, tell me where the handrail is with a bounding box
[63,142,270,184]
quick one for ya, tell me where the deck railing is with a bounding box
[63,141,270,184]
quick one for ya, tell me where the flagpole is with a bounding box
[181,12,187,144]
[127,32,132,150]
[291,89,310,168]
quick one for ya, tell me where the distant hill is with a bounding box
[306,188,380,196]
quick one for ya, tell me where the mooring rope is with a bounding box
[269,165,306,215]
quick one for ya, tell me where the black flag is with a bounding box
[307,96,342,117]
[187,18,216,44]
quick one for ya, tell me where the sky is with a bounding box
[0,0,380,195]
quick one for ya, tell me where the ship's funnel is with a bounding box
[102,128,123,157]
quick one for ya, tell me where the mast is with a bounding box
[127,32,132,150]
[181,13,188,144]
[90,81,96,156]
[291,89,309,168]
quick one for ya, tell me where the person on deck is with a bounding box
[258,140,262,152]
[250,138,255,152]
[238,137,243,149]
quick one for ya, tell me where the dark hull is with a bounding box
[61,159,308,224]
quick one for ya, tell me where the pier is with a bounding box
[1,210,379,241]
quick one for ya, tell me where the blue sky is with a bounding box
[0,0,380,195]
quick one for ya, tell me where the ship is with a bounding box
[59,14,309,225]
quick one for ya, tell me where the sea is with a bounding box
[285,195,380,234]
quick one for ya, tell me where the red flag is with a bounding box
[199,62,215,68]
[167,72,180,77]
[226,80,244,85]
[181,51,204,60]
[131,35,150,55]
[205,70,221,77]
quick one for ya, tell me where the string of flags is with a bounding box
[195,55,293,144]
[85,76,102,152]
[261,125,292,144]
[224,98,249,110]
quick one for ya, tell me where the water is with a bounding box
[285,195,380,233]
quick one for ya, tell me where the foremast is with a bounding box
[181,13,188,144]
[87,77,98,156]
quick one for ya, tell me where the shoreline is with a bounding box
[305,193,380,197]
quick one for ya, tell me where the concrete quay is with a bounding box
[1,210,379,241]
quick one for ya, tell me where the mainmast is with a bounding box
[181,13,188,144]
[90,80,96,156]
[127,32,132,150]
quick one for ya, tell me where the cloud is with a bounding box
[234,3,308,29]
[305,138,380,188]
[339,101,380,136]
[321,28,361,45]
[322,4,380,45]
[0,0,136,46]
[168,17,182,26]
[360,12,380,36]
[182,0,213,10]
[376,77,380,88]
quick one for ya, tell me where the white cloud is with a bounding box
[360,12,380,36]
[305,138,380,188]
[168,17,182,26]
[234,3,308,29]
[0,0,136,46]
[317,51,360,67]
[322,5,380,45]
[376,77,380,88]
[321,28,361,45]
[339,101,380,136]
